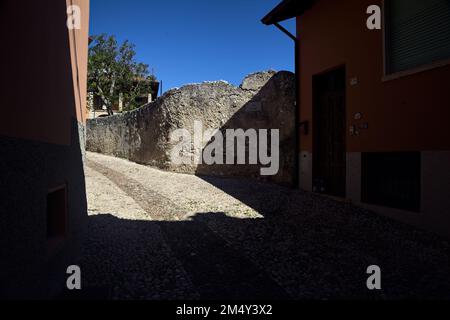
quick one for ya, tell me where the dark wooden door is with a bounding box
[313,67,346,197]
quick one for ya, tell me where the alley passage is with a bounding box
[79,152,450,299]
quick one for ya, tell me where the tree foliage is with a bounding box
[88,34,156,114]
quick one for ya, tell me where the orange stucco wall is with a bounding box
[67,0,90,125]
[298,0,450,153]
[0,0,89,145]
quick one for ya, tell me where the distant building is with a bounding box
[87,79,160,119]
[0,0,90,298]
[263,0,450,237]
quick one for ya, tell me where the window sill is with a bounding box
[382,58,450,82]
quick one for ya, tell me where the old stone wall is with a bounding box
[86,71,295,186]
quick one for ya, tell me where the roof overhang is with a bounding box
[261,0,315,25]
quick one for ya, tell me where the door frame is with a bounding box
[312,65,347,197]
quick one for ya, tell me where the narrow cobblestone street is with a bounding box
[80,152,450,300]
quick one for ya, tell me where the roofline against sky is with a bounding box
[261,0,315,25]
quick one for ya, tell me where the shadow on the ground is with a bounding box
[64,209,450,300]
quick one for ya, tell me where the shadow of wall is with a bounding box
[65,212,450,300]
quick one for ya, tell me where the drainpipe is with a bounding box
[273,22,300,189]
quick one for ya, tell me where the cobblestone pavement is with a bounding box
[80,152,450,300]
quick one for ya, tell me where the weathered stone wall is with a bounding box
[87,71,295,186]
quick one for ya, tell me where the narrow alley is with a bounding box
[79,152,450,300]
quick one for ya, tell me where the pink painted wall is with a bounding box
[0,0,90,145]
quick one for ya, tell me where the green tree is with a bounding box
[88,34,156,115]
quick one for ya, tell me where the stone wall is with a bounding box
[87,71,295,186]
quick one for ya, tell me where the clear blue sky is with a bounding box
[89,0,296,93]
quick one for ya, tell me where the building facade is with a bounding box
[87,79,160,119]
[0,0,90,298]
[264,0,450,237]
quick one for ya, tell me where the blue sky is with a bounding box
[89,0,296,93]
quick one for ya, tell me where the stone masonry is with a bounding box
[86,71,295,185]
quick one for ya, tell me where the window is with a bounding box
[385,0,450,74]
[47,186,67,239]
[361,152,421,212]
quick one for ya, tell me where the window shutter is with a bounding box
[386,0,450,74]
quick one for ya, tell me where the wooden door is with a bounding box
[313,67,346,197]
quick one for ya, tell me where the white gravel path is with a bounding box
[85,165,148,220]
[87,152,262,220]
